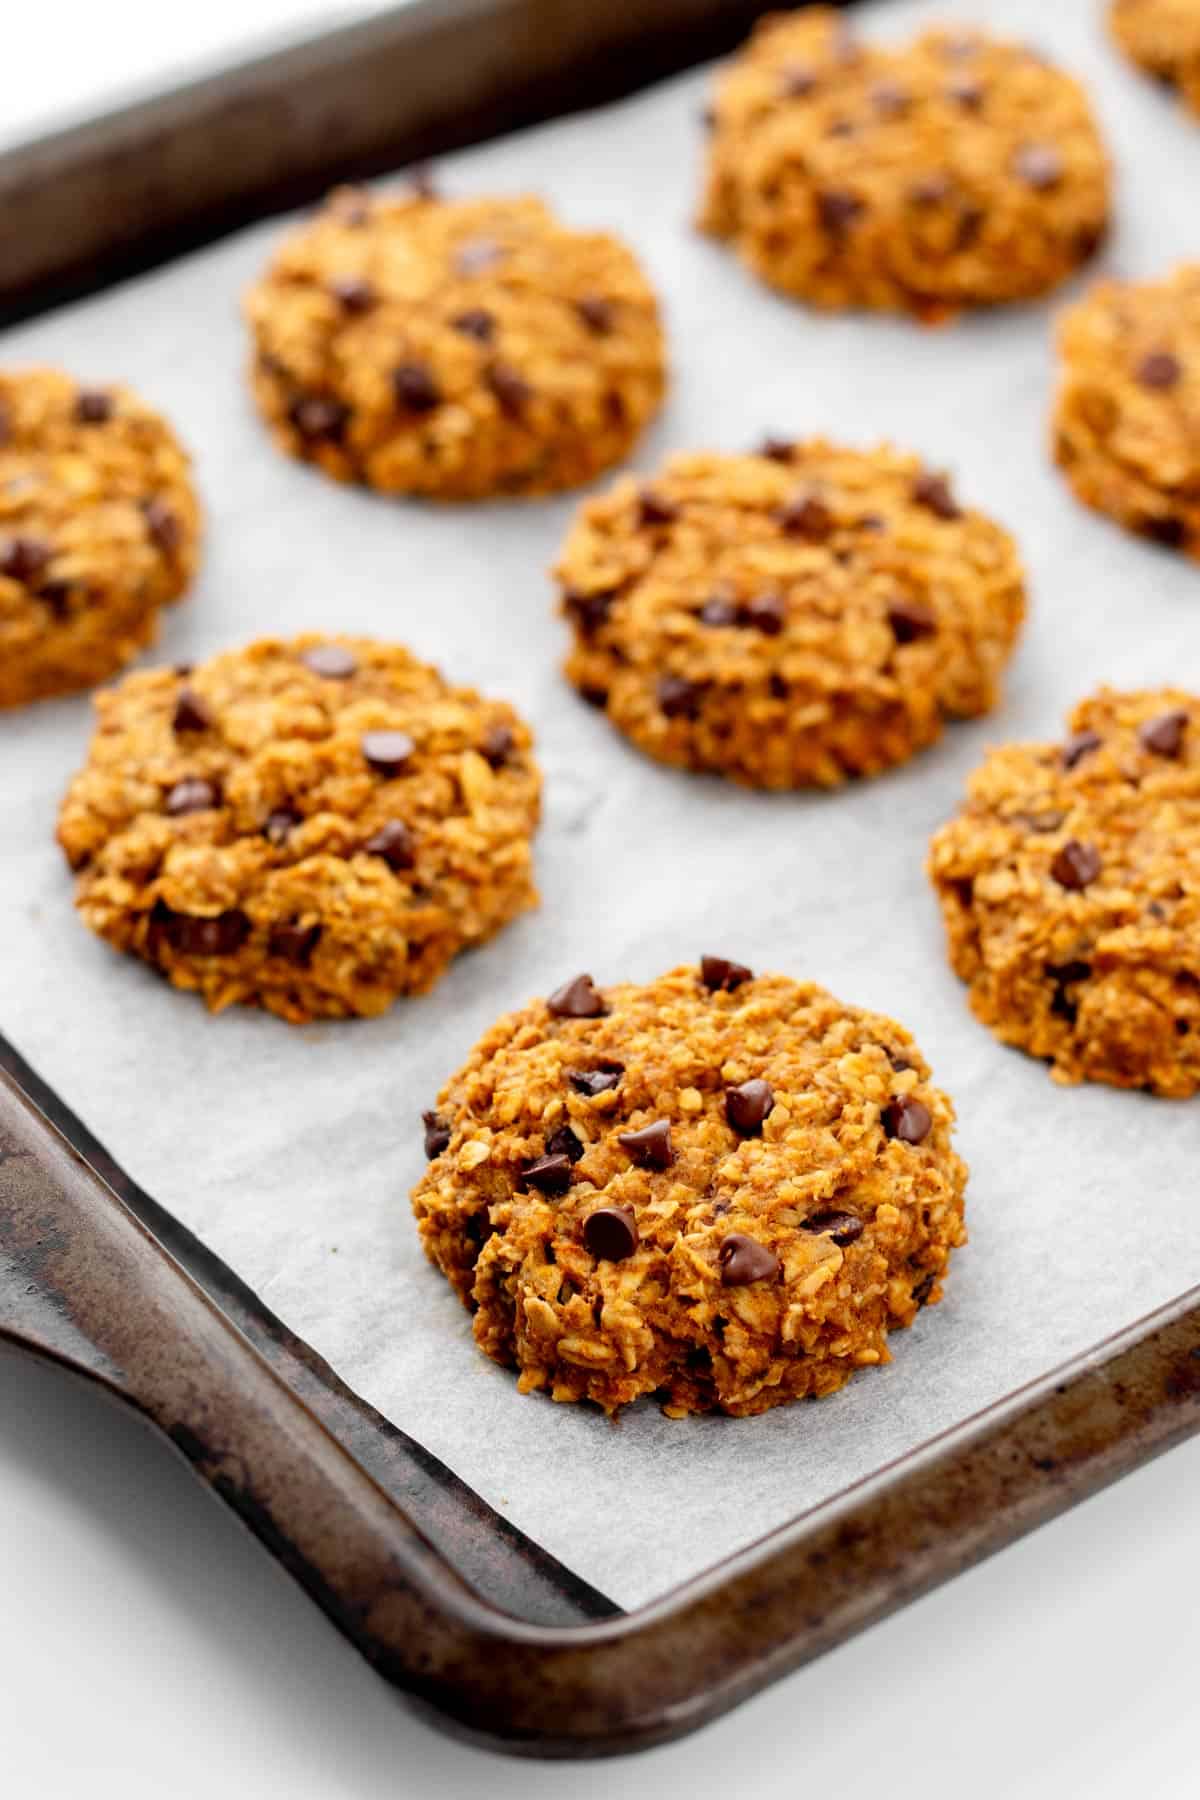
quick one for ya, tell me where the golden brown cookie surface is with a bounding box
[1111,0,1200,112]
[0,368,199,708]
[57,635,541,1022]
[411,960,967,1416]
[1053,264,1200,555]
[555,442,1025,788]
[244,186,667,499]
[699,9,1110,320]
[929,689,1200,1096]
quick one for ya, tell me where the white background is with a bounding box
[3,3,1197,1795]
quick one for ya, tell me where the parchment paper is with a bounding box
[2,0,1197,1612]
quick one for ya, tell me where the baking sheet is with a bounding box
[2,0,1197,1613]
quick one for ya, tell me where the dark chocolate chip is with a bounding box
[725,1078,775,1136]
[768,672,789,700]
[486,361,533,417]
[888,598,937,643]
[567,1065,624,1096]
[269,920,321,964]
[657,675,702,720]
[1046,958,1092,985]
[945,76,984,108]
[776,488,833,539]
[882,1096,933,1144]
[330,276,375,313]
[1139,709,1188,758]
[545,1123,585,1164]
[165,777,219,816]
[718,1234,780,1286]
[700,955,753,991]
[564,586,616,634]
[575,295,615,335]
[779,64,817,98]
[580,685,609,710]
[288,395,349,441]
[520,1153,574,1197]
[361,730,415,776]
[0,536,51,584]
[365,819,416,869]
[1013,143,1062,190]
[804,1209,864,1246]
[583,1205,639,1262]
[143,498,181,553]
[758,436,794,462]
[912,1271,937,1307]
[955,205,985,252]
[547,973,608,1018]
[39,581,72,618]
[638,488,679,527]
[455,237,503,275]
[1050,839,1101,891]
[172,687,213,734]
[1061,729,1101,770]
[264,808,300,845]
[911,471,961,520]
[157,907,250,957]
[617,1118,675,1170]
[451,307,495,342]
[743,591,786,635]
[422,1110,451,1159]
[1136,350,1182,391]
[1140,513,1188,550]
[75,388,113,424]
[816,190,864,235]
[392,362,441,412]
[301,643,358,678]
[699,594,739,627]
[481,722,515,767]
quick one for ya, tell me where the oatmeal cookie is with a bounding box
[411,959,967,1416]
[1053,264,1200,555]
[699,9,1110,321]
[929,689,1200,1096]
[0,367,199,707]
[57,635,540,1021]
[555,441,1025,788]
[244,184,667,499]
[1111,0,1200,113]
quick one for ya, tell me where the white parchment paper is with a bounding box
[2,0,1197,1611]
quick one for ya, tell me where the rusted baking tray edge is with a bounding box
[5,1041,1200,1758]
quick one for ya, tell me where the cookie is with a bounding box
[56,635,541,1022]
[1053,264,1200,556]
[699,10,1110,321]
[0,368,199,708]
[411,960,967,1416]
[928,689,1200,1096]
[1111,0,1200,113]
[244,185,667,499]
[555,442,1025,788]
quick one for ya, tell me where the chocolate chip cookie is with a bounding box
[556,442,1025,788]
[1111,0,1200,113]
[1053,264,1200,555]
[0,368,199,707]
[411,960,967,1416]
[929,689,1200,1096]
[244,184,667,499]
[57,636,541,1021]
[699,9,1110,321]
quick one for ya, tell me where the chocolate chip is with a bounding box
[817,190,864,235]
[1140,513,1188,550]
[955,206,985,252]
[583,1205,639,1262]
[1046,958,1092,985]
[567,1065,624,1096]
[872,80,910,117]
[658,675,702,719]
[742,592,786,635]
[1062,729,1101,770]
[909,172,954,207]
[452,307,495,342]
[699,594,739,627]
[173,686,213,734]
[0,536,51,584]
[455,237,503,275]
[888,598,937,643]
[779,64,817,98]
[945,76,984,108]
[269,920,321,964]
[422,1110,451,1158]
[805,1209,865,1246]
[912,1271,937,1307]
[911,471,961,520]
[365,820,415,869]
[545,1123,585,1164]
[776,488,833,539]
[330,276,375,313]
[638,488,678,527]
[361,731,415,776]
[289,395,350,441]
[157,907,251,957]
[1136,350,1181,391]
[165,777,219,816]
[392,362,441,412]
[575,295,614,335]
[486,362,533,417]
[564,587,616,635]
[725,1078,775,1136]
[301,643,358,678]
[547,973,608,1018]
[718,1234,779,1286]
[143,498,181,553]
[520,1153,574,1197]
[759,436,794,463]
[1139,709,1188,758]
[770,673,790,701]
[700,955,752,991]
[481,722,514,767]
[617,1119,674,1170]
[264,807,300,845]
[882,1096,933,1144]
[39,581,71,618]
[1051,840,1101,890]
[75,388,113,424]
[1013,143,1062,190]
[580,685,609,710]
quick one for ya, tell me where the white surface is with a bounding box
[3,1,1199,1794]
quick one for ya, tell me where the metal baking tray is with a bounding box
[3,0,1200,1758]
